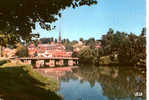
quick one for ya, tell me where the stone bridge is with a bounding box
[12,57,79,68]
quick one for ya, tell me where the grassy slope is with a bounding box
[0,60,62,100]
[99,55,119,65]
[99,55,146,66]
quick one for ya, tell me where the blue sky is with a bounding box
[32,0,146,41]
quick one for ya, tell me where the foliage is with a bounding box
[99,55,119,65]
[78,47,97,64]
[40,38,55,44]
[79,37,84,42]
[100,28,146,65]
[76,27,146,66]
[85,37,96,48]
[65,44,73,51]
[16,44,29,57]
[72,40,78,45]
[55,38,58,43]
[0,0,97,46]
[0,63,62,100]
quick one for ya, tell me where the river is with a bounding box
[53,65,146,100]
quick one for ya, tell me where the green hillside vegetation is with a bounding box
[77,28,146,66]
[99,55,119,65]
[0,60,62,100]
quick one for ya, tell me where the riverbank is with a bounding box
[97,55,146,67]
[0,60,62,100]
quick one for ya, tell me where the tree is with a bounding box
[66,39,70,44]
[141,27,146,36]
[86,37,96,48]
[80,37,84,42]
[107,28,114,35]
[62,39,66,44]
[40,38,51,44]
[65,44,73,51]
[16,44,29,57]
[50,37,54,42]
[100,28,146,65]
[0,0,97,46]
[72,40,78,45]
[79,47,96,64]
[55,38,57,43]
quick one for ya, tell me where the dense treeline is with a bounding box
[78,28,146,66]
[100,28,146,65]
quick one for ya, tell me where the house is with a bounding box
[2,47,17,57]
[28,43,73,58]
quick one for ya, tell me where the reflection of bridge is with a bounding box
[15,57,79,68]
[35,66,78,80]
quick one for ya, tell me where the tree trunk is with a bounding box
[0,45,2,57]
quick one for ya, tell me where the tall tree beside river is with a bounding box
[0,0,97,46]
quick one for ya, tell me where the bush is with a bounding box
[16,45,29,57]
[99,55,119,65]
[78,47,96,64]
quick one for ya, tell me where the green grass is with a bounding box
[0,58,10,66]
[99,55,119,65]
[0,62,62,100]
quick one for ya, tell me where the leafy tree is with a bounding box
[50,37,54,42]
[108,28,114,34]
[16,44,29,57]
[141,27,146,36]
[65,44,73,51]
[0,0,97,46]
[40,38,51,44]
[62,39,66,44]
[72,40,78,45]
[72,52,79,57]
[100,28,146,65]
[80,37,84,42]
[85,37,96,48]
[55,38,58,43]
[79,47,96,64]
[66,39,70,44]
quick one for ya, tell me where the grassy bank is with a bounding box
[98,55,146,67]
[99,55,119,65]
[0,60,62,100]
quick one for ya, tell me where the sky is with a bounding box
[32,0,146,41]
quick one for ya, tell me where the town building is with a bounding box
[2,47,16,58]
[28,43,72,57]
[28,32,72,58]
[25,32,78,67]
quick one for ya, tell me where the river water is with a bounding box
[55,66,146,100]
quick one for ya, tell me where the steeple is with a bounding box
[58,17,62,44]
[58,31,61,43]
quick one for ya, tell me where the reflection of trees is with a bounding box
[75,66,146,100]
[60,72,78,82]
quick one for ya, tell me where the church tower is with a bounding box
[58,31,62,43]
[58,17,62,44]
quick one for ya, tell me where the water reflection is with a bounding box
[56,66,146,100]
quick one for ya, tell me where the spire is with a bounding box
[58,16,62,43]
[58,31,61,43]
